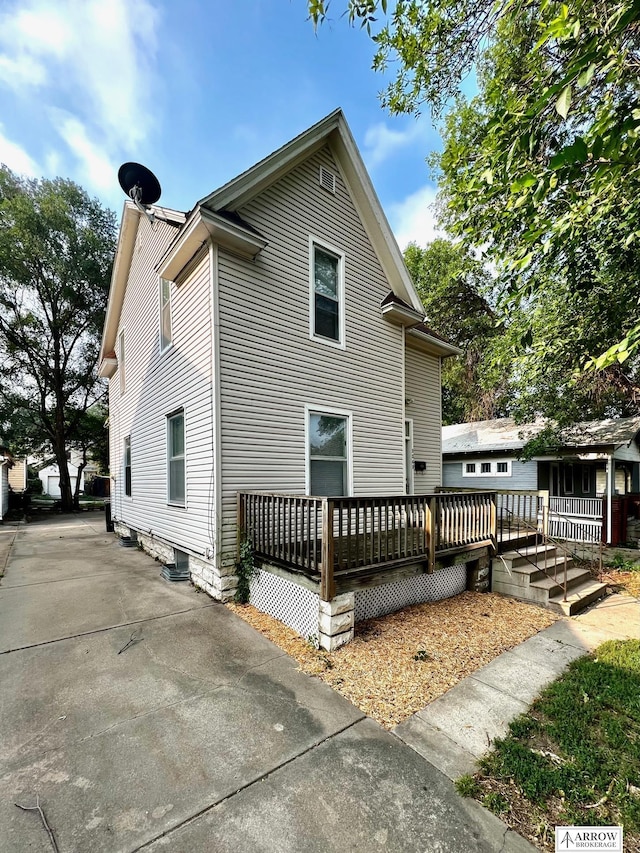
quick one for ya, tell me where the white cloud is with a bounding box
[389,184,446,251]
[0,126,39,176]
[53,111,116,193]
[363,120,428,169]
[0,0,160,192]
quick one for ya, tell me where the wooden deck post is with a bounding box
[490,493,497,554]
[320,498,336,601]
[540,489,550,538]
[427,497,436,573]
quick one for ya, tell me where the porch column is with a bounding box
[605,454,614,545]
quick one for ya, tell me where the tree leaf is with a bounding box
[555,85,572,119]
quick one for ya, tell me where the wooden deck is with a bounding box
[237,491,497,600]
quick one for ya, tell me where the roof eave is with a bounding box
[99,202,141,364]
[407,327,462,358]
[157,208,268,281]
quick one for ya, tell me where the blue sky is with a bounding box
[0,0,446,249]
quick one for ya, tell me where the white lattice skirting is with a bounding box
[249,571,320,641]
[354,565,467,623]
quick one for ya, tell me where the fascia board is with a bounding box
[406,327,462,358]
[99,202,140,362]
[199,110,343,211]
[381,301,425,326]
[329,119,425,315]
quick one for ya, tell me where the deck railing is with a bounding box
[238,491,497,600]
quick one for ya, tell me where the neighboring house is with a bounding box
[7,457,27,493]
[443,416,640,543]
[35,450,88,498]
[100,110,482,649]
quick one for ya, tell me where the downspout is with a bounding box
[209,242,223,567]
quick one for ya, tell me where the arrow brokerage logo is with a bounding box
[555,826,623,852]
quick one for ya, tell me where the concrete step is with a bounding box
[547,579,609,616]
[529,566,593,598]
[499,543,557,568]
[493,554,574,586]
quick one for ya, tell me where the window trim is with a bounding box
[304,403,353,496]
[124,436,132,497]
[167,408,186,508]
[159,276,173,354]
[308,236,346,350]
[462,459,512,477]
[563,463,574,495]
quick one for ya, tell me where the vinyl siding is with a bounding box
[442,459,539,491]
[217,145,407,563]
[108,217,215,560]
[404,341,442,492]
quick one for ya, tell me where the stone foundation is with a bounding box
[112,524,237,602]
[318,593,354,651]
[466,556,490,593]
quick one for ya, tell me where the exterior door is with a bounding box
[405,419,413,495]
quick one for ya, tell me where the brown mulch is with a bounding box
[598,568,640,599]
[227,591,557,729]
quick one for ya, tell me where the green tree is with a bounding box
[403,239,506,423]
[308,0,640,374]
[0,167,116,511]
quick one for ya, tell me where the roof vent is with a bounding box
[319,166,336,194]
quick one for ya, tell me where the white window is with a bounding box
[124,436,132,497]
[167,410,185,506]
[306,407,351,496]
[118,330,125,395]
[463,460,512,477]
[582,465,591,494]
[309,238,345,348]
[160,278,172,352]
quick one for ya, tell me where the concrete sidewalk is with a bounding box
[0,515,534,852]
[395,591,640,780]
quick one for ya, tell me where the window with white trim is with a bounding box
[124,436,131,497]
[463,460,512,477]
[167,410,185,506]
[308,410,349,496]
[160,277,172,352]
[310,240,345,346]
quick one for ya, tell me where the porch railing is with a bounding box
[237,491,497,600]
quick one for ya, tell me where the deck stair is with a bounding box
[492,540,607,616]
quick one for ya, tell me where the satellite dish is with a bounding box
[118,162,161,226]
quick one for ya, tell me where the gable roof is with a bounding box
[100,110,426,367]
[178,109,424,313]
[442,416,640,456]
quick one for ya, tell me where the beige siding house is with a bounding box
[100,111,465,649]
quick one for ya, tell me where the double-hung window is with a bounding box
[167,410,185,506]
[308,410,350,496]
[310,240,344,346]
[124,436,132,497]
[160,278,172,352]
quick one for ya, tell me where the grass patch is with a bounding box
[460,640,640,850]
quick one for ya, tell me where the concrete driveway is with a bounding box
[0,515,533,852]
